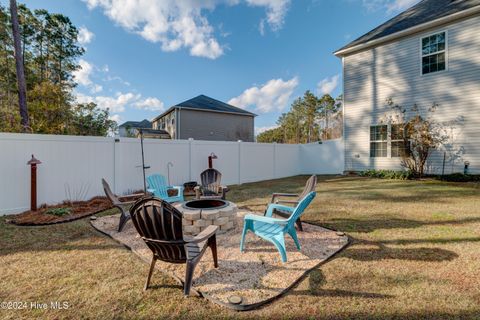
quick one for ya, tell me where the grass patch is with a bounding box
[1,176,480,319]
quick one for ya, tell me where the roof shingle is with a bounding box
[336,0,480,54]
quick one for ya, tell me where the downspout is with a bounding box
[342,56,346,174]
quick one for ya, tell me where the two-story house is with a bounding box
[152,95,256,142]
[335,0,480,174]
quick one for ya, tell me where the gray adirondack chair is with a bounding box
[194,168,229,200]
[265,175,317,231]
[101,178,137,232]
[129,197,218,296]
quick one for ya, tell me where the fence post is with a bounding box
[188,138,193,181]
[238,140,242,185]
[273,142,277,179]
[113,137,119,193]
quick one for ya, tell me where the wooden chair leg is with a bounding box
[208,236,218,268]
[184,261,195,296]
[144,256,156,291]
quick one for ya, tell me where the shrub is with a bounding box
[45,207,71,216]
[360,169,413,180]
[438,173,480,182]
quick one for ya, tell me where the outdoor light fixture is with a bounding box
[208,153,218,169]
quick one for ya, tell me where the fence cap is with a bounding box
[27,154,42,165]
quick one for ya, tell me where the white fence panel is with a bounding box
[0,133,114,215]
[190,140,240,185]
[275,144,301,179]
[301,139,344,175]
[0,133,345,215]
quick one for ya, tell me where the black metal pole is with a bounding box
[140,129,147,193]
[441,152,446,178]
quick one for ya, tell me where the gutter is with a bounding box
[334,5,480,57]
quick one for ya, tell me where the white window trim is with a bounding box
[370,124,409,158]
[390,124,407,158]
[420,29,449,76]
[370,125,388,158]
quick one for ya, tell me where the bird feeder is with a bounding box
[27,154,41,211]
[208,153,218,169]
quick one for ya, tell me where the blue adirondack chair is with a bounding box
[240,192,316,263]
[146,174,184,203]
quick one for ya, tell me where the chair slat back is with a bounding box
[147,174,169,198]
[298,175,317,200]
[130,197,186,263]
[287,192,316,230]
[102,178,120,206]
[200,169,222,196]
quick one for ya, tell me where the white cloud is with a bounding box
[73,59,93,86]
[133,97,165,111]
[82,0,291,59]
[78,26,95,45]
[317,74,340,95]
[90,84,103,93]
[76,92,140,113]
[386,0,419,13]
[245,0,290,32]
[229,77,299,113]
[362,0,420,13]
[109,114,122,123]
[255,125,279,135]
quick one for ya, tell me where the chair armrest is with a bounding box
[270,193,299,204]
[118,193,144,201]
[186,225,218,243]
[265,204,294,217]
[245,214,288,225]
[194,186,201,199]
[275,200,299,205]
[170,186,184,196]
[219,185,229,199]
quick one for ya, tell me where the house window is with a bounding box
[370,125,387,157]
[391,124,409,157]
[422,32,446,75]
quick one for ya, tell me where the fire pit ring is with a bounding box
[174,200,238,236]
[183,199,228,210]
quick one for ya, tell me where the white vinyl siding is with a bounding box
[343,14,480,174]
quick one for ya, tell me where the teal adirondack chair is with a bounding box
[240,192,316,262]
[146,174,184,203]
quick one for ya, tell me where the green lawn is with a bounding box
[1,176,479,319]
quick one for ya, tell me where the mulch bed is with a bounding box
[8,197,113,226]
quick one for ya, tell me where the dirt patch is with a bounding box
[9,197,113,226]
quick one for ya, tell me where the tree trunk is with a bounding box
[10,0,29,131]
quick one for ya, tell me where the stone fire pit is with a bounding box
[174,200,238,236]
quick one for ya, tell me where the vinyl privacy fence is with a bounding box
[0,133,344,215]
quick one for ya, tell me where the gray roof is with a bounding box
[154,95,256,121]
[119,119,152,129]
[176,95,256,116]
[336,0,480,54]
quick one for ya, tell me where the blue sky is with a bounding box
[15,0,419,134]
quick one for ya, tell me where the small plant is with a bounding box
[360,169,413,180]
[45,207,71,216]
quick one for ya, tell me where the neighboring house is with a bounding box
[118,120,171,139]
[118,119,152,137]
[152,95,256,142]
[335,0,480,174]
